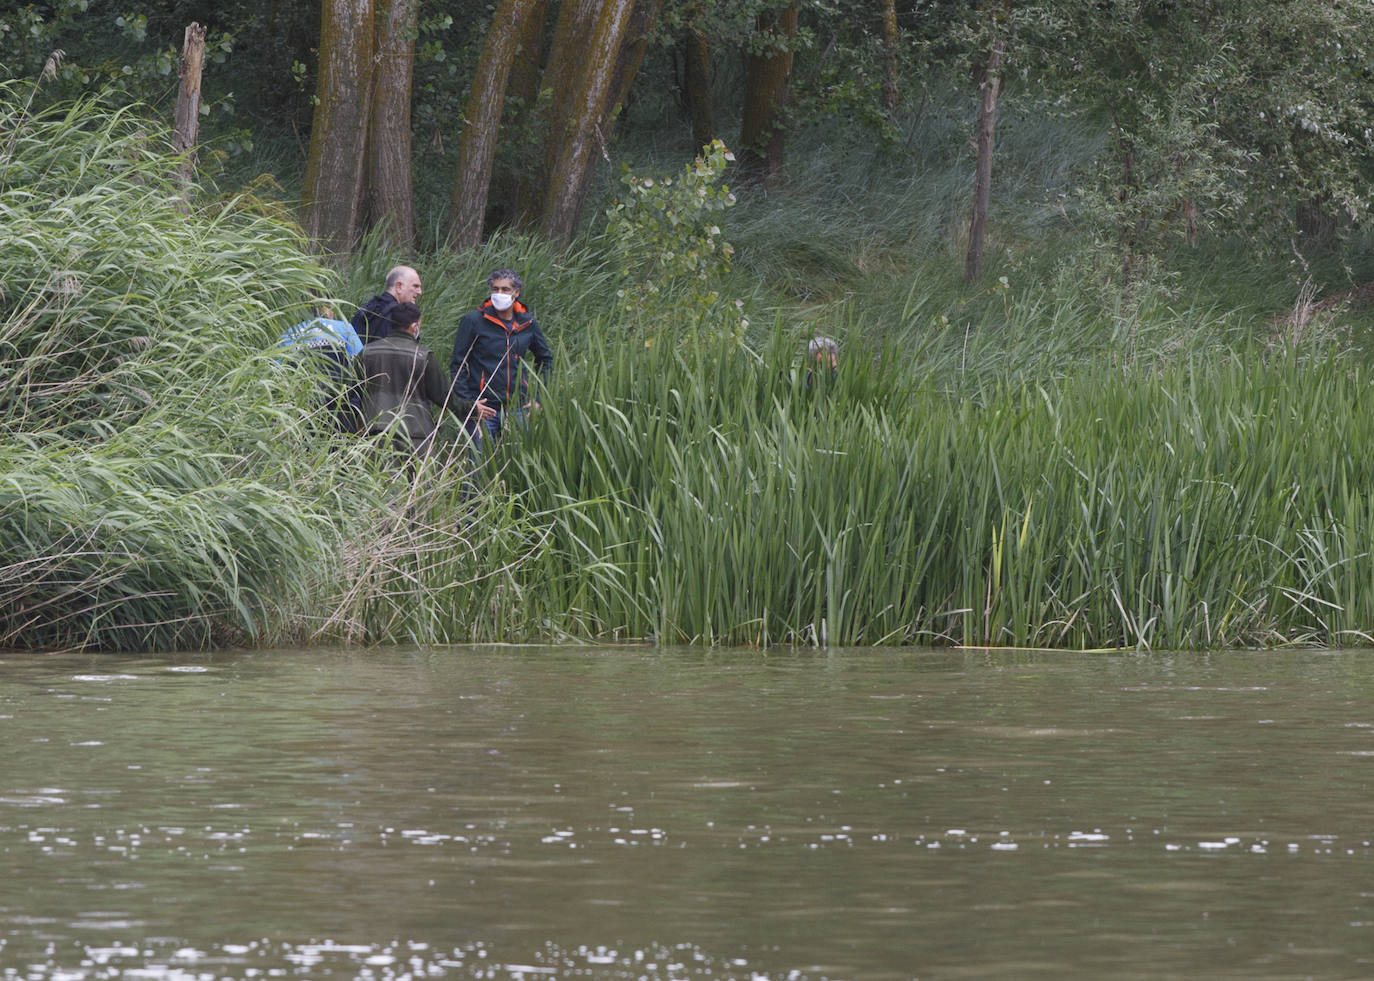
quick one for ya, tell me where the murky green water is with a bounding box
[2,645,1373,980]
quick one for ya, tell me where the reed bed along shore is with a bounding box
[486,330,1374,650]
[8,82,1374,652]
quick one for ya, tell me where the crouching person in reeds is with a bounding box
[355,302,495,469]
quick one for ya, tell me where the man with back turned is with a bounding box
[355,302,493,459]
[351,265,423,345]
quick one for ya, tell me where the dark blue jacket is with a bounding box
[449,301,553,408]
[351,291,400,346]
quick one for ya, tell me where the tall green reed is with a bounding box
[0,83,378,650]
[485,320,1374,649]
[13,76,1370,653]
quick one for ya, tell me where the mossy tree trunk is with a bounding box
[538,0,641,243]
[487,0,548,231]
[604,0,662,125]
[449,0,543,248]
[454,0,659,244]
[514,0,600,229]
[683,6,714,151]
[738,0,797,187]
[303,0,375,253]
[367,0,417,248]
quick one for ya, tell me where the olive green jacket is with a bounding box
[354,332,475,444]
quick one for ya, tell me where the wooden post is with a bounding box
[173,22,207,190]
[881,0,900,118]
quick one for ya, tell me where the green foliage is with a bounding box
[0,3,238,123]
[602,139,740,341]
[0,83,346,649]
[18,15,1374,654]
[410,5,490,223]
[1017,0,1374,264]
[786,0,903,143]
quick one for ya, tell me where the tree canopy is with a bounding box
[6,0,1374,266]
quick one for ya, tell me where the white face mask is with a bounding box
[489,292,515,312]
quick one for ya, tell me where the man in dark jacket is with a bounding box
[449,268,553,451]
[355,302,493,458]
[351,265,423,345]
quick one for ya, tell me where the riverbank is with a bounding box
[6,85,1374,652]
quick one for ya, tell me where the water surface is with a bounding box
[2,645,1372,979]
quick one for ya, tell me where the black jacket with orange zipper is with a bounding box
[448,300,553,409]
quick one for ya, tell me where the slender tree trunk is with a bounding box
[1120,145,1137,280]
[965,36,1003,283]
[604,0,662,125]
[449,0,541,248]
[881,0,899,118]
[1171,154,1197,247]
[553,0,661,222]
[684,14,713,151]
[738,0,797,186]
[489,0,548,230]
[367,0,417,248]
[303,0,376,253]
[539,0,640,243]
[173,23,207,192]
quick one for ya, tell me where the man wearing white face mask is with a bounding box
[448,268,553,453]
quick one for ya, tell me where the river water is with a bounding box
[1,645,1372,980]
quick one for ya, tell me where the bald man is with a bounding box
[351,265,423,345]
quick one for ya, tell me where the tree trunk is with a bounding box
[302,0,375,253]
[881,0,899,118]
[449,0,541,248]
[367,0,417,248]
[488,0,548,230]
[556,0,661,221]
[738,1,797,187]
[1120,145,1137,281]
[538,0,640,243]
[1297,195,1338,255]
[684,15,713,151]
[965,36,1003,283]
[172,22,207,191]
[516,0,601,229]
[604,0,662,125]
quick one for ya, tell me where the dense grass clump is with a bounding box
[483,330,1374,649]
[0,83,351,650]
[0,84,553,651]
